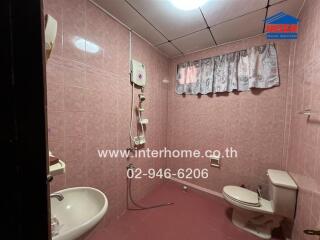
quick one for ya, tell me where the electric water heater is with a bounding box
[131,59,146,87]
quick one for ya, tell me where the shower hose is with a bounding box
[127,177,174,210]
[127,84,174,210]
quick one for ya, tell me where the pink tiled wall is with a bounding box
[167,35,291,196]
[44,0,169,227]
[285,0,320,239]
[44,0,320,238]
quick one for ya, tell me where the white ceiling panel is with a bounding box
[157,42,182,58]
[267,0,304,18]
[126,0,207,40]
[211,9,266,44]
[172,29,215,54]
[93,0,167,45]
[201,0,267,26]
[92,0,303,58]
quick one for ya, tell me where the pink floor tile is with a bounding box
[88,182,283,240]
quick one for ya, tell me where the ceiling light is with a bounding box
[170,0,208,11]
[73,36,101,54]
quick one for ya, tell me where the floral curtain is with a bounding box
[176,44,279,95]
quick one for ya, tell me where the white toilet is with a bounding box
[222,169,298,239]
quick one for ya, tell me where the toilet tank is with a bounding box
[267,169,298,219]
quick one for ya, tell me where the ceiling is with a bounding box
[92,0,304,58]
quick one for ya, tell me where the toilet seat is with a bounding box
[223,186,260,207]
[223,185,274,214]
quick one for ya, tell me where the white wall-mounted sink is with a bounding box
[51,187,108,240]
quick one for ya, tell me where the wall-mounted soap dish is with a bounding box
[49,160,66,176]
[210,155,221,168]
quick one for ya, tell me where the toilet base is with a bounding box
[231,208,283,239]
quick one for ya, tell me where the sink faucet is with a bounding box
[50,193,64,201]
[50,193,64,236]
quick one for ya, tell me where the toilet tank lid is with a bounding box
[267,169,298,190]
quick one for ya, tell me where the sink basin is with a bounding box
[51,187,108,240]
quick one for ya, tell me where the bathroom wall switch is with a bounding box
[210,155,220,168]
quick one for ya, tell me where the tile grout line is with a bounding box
[88,0,170,59]
[123,0,183,55]
[263,0,271,33]
[199,8,217,45]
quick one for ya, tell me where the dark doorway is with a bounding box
[2,0,49,239]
